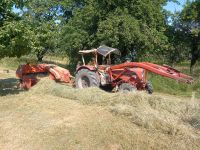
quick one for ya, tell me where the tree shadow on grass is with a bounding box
[0,78,23,96]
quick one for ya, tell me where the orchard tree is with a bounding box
[60,0,171,63]
[0,0,23,26]
[181,0,200,72]
[0,0,61,61]
[0,20,35,58]
[0,0,32,58]
[22,0,60,61]
[165,13,191,65]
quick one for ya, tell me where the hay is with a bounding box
[30,78,200,137]
[0,77,200,149]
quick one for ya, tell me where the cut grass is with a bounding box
[31,79,200,137]
[0,70,200,149]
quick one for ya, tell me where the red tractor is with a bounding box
[75,46,193,93]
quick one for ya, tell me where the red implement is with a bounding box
[16,63,72,89]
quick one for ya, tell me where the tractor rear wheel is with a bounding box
[75,69,100,89]
[119,83,137,93]
[145,81,153,94]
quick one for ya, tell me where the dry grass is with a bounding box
[38,79,200,129]
[28,79,200,149]
[1,75,200,149]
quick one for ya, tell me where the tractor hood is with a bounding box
[79,45,121,57]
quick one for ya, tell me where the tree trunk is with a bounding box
[37,49,48,62]
[190,36,200,73]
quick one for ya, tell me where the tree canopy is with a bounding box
[181,0,200,70]
[0,0,199,67]
[61,0,170,62]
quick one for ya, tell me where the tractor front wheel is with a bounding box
[75,69,100,89]
[119,83,137,93]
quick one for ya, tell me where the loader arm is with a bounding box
[109,62,193,84]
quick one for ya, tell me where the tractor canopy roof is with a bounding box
[79,45,121,57]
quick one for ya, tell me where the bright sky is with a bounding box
[164,0,189,12]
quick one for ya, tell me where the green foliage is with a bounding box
[181,0,200,40]
[182,0,200,23]
[0,0,22,26]
[180,0,200,69]
[165,13,191,65]
[162,0,200,65]
[0,0,32,59]
[60,0,170,63]
[61,26,89,62]
[0,0,199,69]
[0,0,61,61]
[22,0,60,61]
[0,21,34,58]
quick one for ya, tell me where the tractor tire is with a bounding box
[119,83,137,93]
[145,81,153,94]
[75,69,100,89]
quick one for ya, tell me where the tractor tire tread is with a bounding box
[75,69,100,88]
[119,83,137,92]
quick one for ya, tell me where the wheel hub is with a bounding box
[81,76,90,88]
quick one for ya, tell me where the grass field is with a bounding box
[0,57,200,149]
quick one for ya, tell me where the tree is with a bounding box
[0,0,34,58]
[0,0,63,61]
[165,13,191,65]
[0,0,22,26]
[0,20,35,58]
[22,0,60,61]
[181,0,200,72]
[60,0,170,63]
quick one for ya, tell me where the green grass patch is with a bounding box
[0,55,69,70]
[149,63,200,98]
[0,56,37,70]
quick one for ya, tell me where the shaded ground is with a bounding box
[0,78,22,96]
[0,69,22,96]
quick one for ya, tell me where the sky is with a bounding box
[164,0,188,12]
